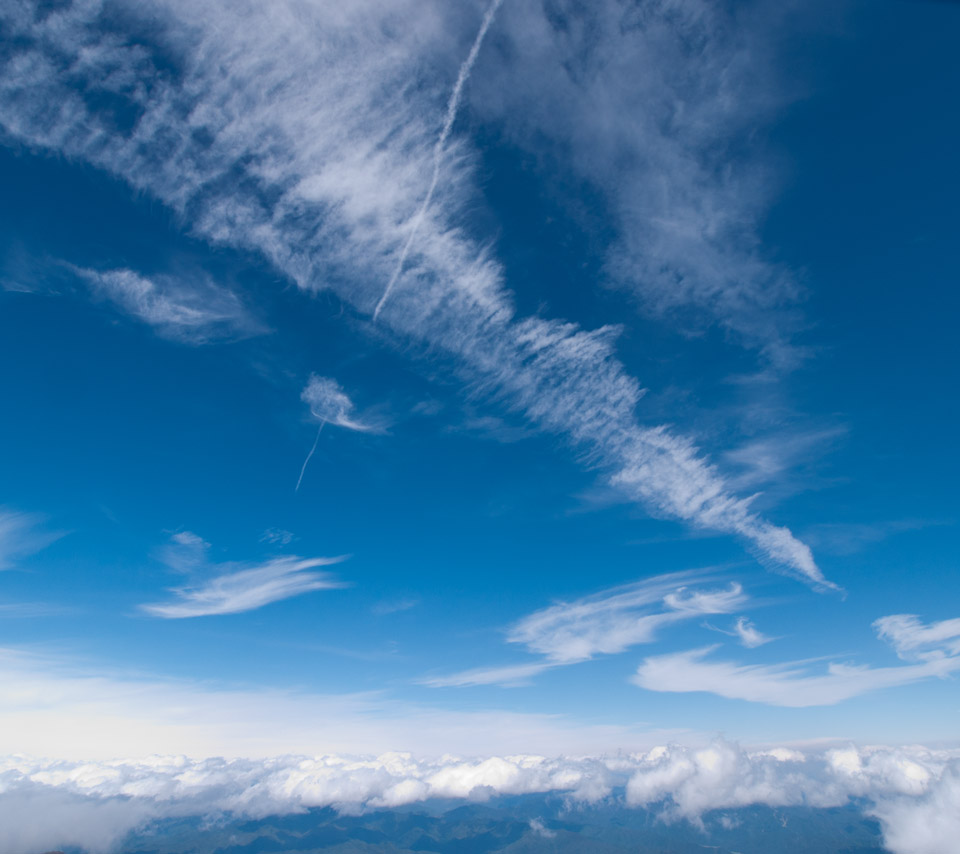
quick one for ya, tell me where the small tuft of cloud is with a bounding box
[260,528,296,546]
[704,616,775,648]
[528,817,556,838]
[372,597,420,616]
[301,376,378,432]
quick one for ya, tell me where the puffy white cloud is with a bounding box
[1,742,958,854]
[0,0,830,588]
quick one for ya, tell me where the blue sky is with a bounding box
[1,0,959,777]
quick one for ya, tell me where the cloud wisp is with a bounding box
[141,532,347,618]
[873,614,960,662]
[634,614,960,707]
[73,266,263,344]
[0,0,830,587]
[301,376,375,433]
[0,507,60,570]
[424,571,748,687]
[374,0,505,320]
[296,375,379,491]
[704,616,775,648]
[0,739,957,854]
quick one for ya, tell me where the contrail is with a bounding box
[373,0,505,321]
[295,420,326,492]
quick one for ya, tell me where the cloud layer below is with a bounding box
[1,741,957,854]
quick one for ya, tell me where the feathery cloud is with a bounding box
[425,571,748,687]
[73,266,263,344]
[141,532,347,618]
[0,0,828,586]
[0,507,59,570]
[635,613,960,706]
[873,614,960,662]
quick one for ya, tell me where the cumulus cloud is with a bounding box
[425,571,748,687]
[73,266,263,344]
[0,0,830,587]
[141,532,347,617]
[634,612,960,706]
[0,741,958,854]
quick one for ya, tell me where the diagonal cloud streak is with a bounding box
[374,0,505,320]
[0,0,830,587]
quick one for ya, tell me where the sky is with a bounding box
[0,0,959,851]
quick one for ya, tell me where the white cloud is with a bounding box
[634,626,960,707]
[873,614,960,662]
[705,616,774,648]
[142,556,347,618]
[469,2,809,365]
[0,0,830,587]
[73,266,263,344]
[0,507,59,570]
[0,735,957,854]
[141,532,348,618]
[301,375,375,432]
[511,572,746,664]
[426,571,748,687]
[420,661,555,689]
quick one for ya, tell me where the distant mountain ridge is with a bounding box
[62,793,887,854]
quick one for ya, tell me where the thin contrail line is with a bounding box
[295,420,326,492]
[373,0,505,321]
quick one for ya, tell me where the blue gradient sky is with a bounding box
[0,0,958,760]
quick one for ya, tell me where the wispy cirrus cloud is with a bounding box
[634,614,960,707]
[873,614,960,662]
[141,532,347,618]
[0,0,830,587]
[0,507,60,570]
[704,616,775,648]
[470,2,808,365]
[72,266,264,344]
[424,571,748,687]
